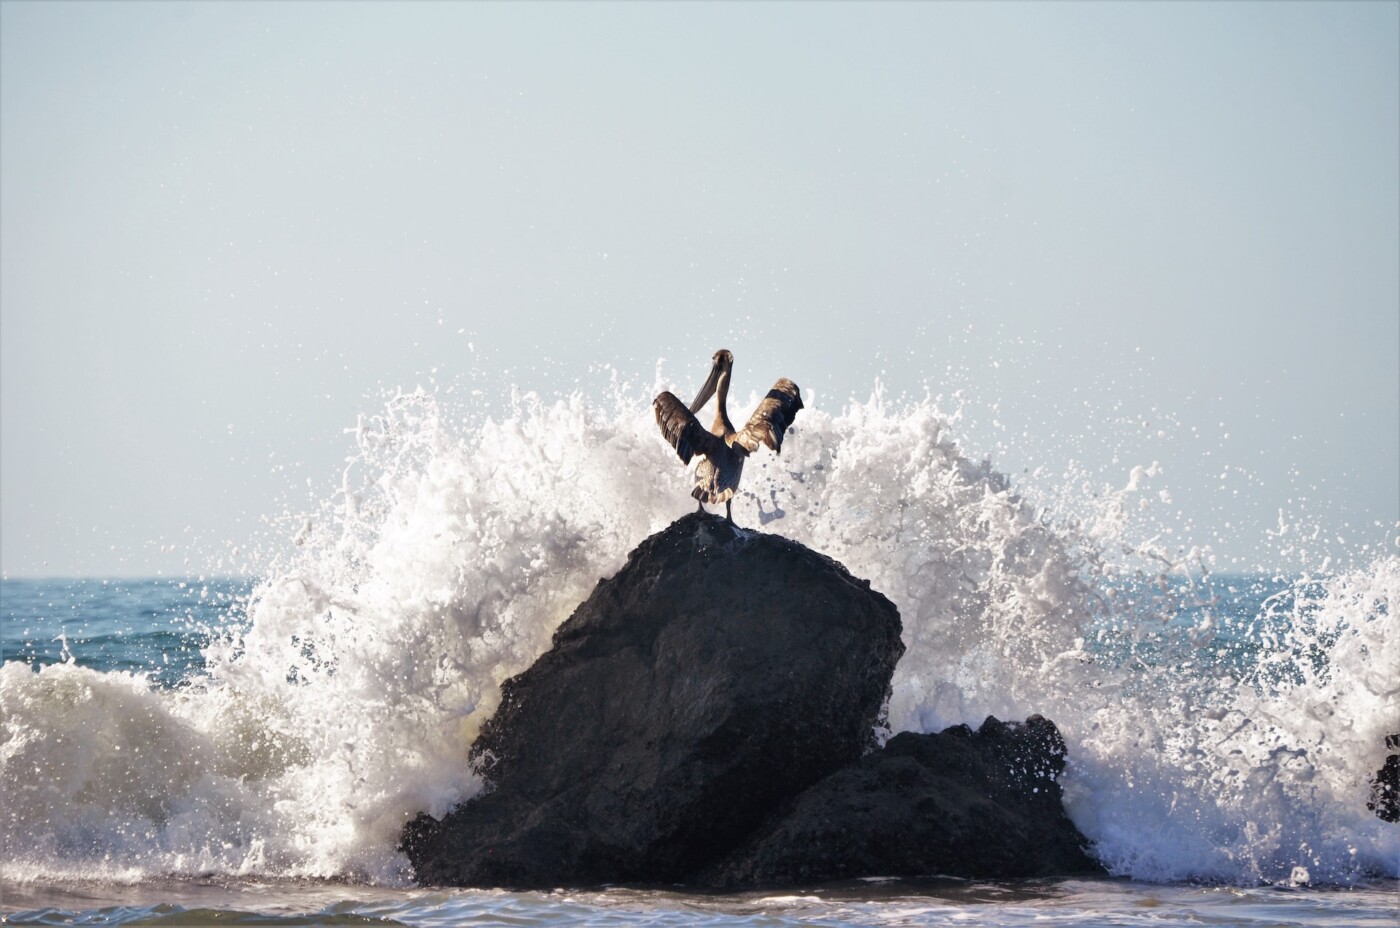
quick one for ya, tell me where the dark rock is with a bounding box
[402,511,906,887]
[1368,733,1400,823]
[703,714,1104,886]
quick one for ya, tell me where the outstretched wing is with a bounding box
[735,378,803,455]
[654,391,722,464]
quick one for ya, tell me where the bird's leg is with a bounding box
[725,500,733,523]
[696,500,706,514]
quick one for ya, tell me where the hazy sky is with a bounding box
[2,1,1396,577]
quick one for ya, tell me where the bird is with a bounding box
[654,349,803,522]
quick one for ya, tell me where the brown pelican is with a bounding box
[654,349,803,522]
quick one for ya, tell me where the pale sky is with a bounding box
[2,1,1397,577]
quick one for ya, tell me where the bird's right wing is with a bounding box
[654,391,722,464]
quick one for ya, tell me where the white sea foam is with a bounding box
[1061,558,1400,883]
[1,384,1395,886]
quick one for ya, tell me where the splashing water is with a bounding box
[1,385,1396,886]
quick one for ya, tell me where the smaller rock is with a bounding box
[704,715,1103,886]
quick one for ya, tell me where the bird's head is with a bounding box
[690,349,735,413]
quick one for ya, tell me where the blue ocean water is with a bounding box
[2,393,1396,925]
[1,578,253,688]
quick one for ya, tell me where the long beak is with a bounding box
[688,360,721,414]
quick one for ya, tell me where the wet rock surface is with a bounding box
[401,511,1100,888]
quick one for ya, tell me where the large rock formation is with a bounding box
[703,715,1102,886]
[403,512,906,887]
[401,511,1102,887]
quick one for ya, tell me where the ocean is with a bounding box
[2,390,1396,925]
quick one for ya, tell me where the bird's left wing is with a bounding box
[735,378,803,455]
[654,391,722,464]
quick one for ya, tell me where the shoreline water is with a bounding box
[3,874,1398,927]
[2,873,1400,923]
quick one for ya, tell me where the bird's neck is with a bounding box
[711,371,735,436]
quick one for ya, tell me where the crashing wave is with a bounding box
[2,386,1395,885]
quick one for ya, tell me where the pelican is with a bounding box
[654,349,803,522]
